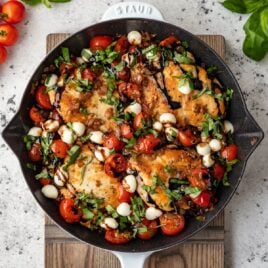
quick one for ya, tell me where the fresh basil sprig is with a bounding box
[22,0,71,8]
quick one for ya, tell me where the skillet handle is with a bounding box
[101,2,164,21]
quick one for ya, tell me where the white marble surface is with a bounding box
[0,0,267,267]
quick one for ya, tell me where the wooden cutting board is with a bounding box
[45,33,225,268]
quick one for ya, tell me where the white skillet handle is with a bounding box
[101,1,164,21]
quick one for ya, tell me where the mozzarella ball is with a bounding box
[104,217,118,229]
[122,175,137,193]
[58,125,76,145]
[45,74,58,88]
[178,81,192,95]
[54,167,68,187]
[223,120,234,134]
[116,202,131,217]
[159,113,177,124]
[76,57,85,65]
[28,127,42,137]
[209,139,222,152]
[72,122,86,137]
[203,154,215,168]
[127,31,142,45]
[165,126,179,141]
[41,185,58,199]
[90,131,104,145]
[94,150,105,162]
[153,121,163,132]
[125,102,142,115]
[43,120,60,132]
[145,207,162,220]
[196,143,211,156]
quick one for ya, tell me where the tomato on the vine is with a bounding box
[1,1,26,24]
[0,23,18,46]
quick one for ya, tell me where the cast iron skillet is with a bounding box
[2,18,264,254]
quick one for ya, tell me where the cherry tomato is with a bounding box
[51,139,69,159]
[0,23,18,46]
[136,219,158,240]
[117,67,130,81]
[177,128,198,147]
[89,35,113,51]
[114,35,129,53]
[1,1,25,24]
[159,213,185,236]
[134,134,160,154]
[133,112,144,130]
[191,191,212,208]
[35,85,52,110]
[221,144,238,161]
[159,36,178,47]
[213,163,225,181]
[82,68,95,81]
[105,229,132,244]
[104,154,128,177]
[118,82,141,102]
[118,184,134,203]
[0,45,7,64]
[28,143,42,162]
[188,168,208,190]
[39,178,52,186]
[29,106,45,123]
[59,199,82,223]
[128,45,138,54]
[103,133,124,152]
[120,124,133,139]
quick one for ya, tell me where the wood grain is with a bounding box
[45,33,225,268]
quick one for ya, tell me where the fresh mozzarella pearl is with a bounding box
[125,102,142,115]
[41,185,58,199]
[123,175,137,193]
[58,126,76,145]
[145,207,162,220]
[94,150,105,162]
[54,167,68,187]
[159,113,177,124]
[43,120,60,132]
[165,126,179,141]
[28,127,42,137]
[196,143,211,156]
[178,81,192,95]
[45,74,58,87]
[209,139,222,152]
[104,217,118,229]
[223,120,234,134]
[127,31,142,45]
[76,57,85,65]
[116,202,131,217]
[90,131,104,145]
[203,154,215,168]
[72,122,86,137]
[153,121,163,132]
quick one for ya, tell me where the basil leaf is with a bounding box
[82,208,94,220]
[63,145,80,171]
[222,0,267,14]
[61,47,70,62]
[174,52,195,64]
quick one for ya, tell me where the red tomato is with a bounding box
[117,67,130,81]
[134,134,160,154]
[159,36,178,47]
[89,35,113,51]
[104,154,128,177]
[177,128,198,147]
[120,124,133,139]
[28,143,42,162]
[188,168,208,190]
[118,82,141,102]
[39,178,52,186]
[1,1,25,24]
[137,219,158,240]
[221,144,238,161]
[192,191,212,208]
[0,45,7,64]
[59,199,82,223]
[213,163,225,181]
[82,68,95,81]
[105,229,132,244]
[159,213,185,236]
[128,45,138,54]
[118,184,133,203]
[29,106,45,123]
[103,133,124,152]
[114,35,129,53]
[35,85,52,110]
[0,23,18,46]
[51,140,69,159]
[133,112,144,130]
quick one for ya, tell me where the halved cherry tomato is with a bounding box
[0,23,18,46]
[120,124,133,139]
[188,168,208,190]
[117,67,130,81]
[114,35,129,53]
[191,191,212,208]
[51,139,69,159]
[118,184,134,203]
[134,134,160,154]
[133,112,144,130]
[105,229,132,244]
[35,85,52,110]
[159,36,178,47]
[0,45,7,64]
[1,1,25,24]
[82,68,96,81]
[104,154,128,177]
[39,178,52,186]
[136,219,158,240]
[29,106,46,123]
[128,45,138,54]
[221,144,238,161]
[159,213,185,236]
[89,35,113,51]
[28,143,42,162]
[59,199,82,223]
[118,82,141,102]
[177,128,198,147]
[213,163,225,181]
[103,133,124,152]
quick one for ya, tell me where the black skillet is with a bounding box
[1,2,264,267]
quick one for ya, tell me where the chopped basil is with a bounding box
[63,145,81,171]
[26,163,37,171]
[114,61,125,72]
[81,48,93,61]
[129,196,145,224]
[23,135,38,151]
[181,40,189,49]
[174,51,195,64]
[125,137,136,149]
[35,169,50,180]
[82,208,94,220]
[183,186,201,195]
[76,192,104,209]
[80,156,93,185]
[223,159,238,186]
[207,65,218,75]
[80,133,92,143]
[106,205,119,218]
[169,178,189,185]
[201,113,223,139]
[79,106,89,115]
[164,165,176,174]
[62,47,70,62]
[41,133,54,163]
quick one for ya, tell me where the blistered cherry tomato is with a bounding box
[35,85,52,110]
[221,144,238,161]
[1,1,26,24]
[59,199,82,223]
[120,124,133,139]
[105,229,132,244]
[117,67,130,81]
[133,112,144,130]
[39,178,52,186]
[114,35,129,53]
[159,213,185,236]
[177,128,198,147]
[104,154,128,177]
[134,134,160,154]
[137,219,158,240]
[159,36,178,47]
[213,163,225,181]
[118,184,134,203]
[0,23,18,46]
[29,106,45,123]
[51,139,69,159]
[89,35,113,51]
[28,143,42,162]
[191,191,212,208]
[103,133,124,152]
[188,168,208,190]
[118,82,141,101]
[0,45,7,64]
[82,68,96,81]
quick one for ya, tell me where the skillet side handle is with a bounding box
[112,251,153,268]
